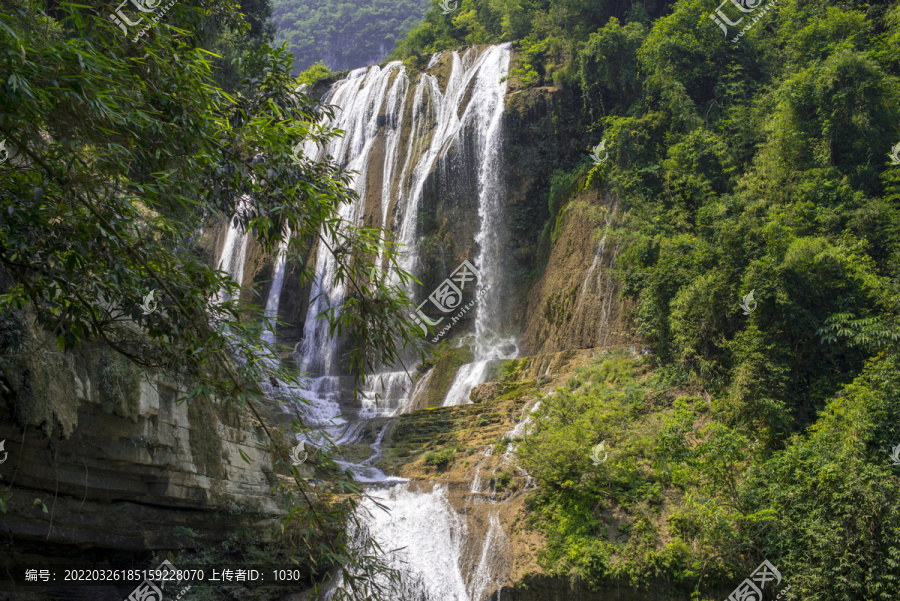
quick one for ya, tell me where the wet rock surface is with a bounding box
[520,191,635,356]
[0,364,302,600]
[332,347,676,600]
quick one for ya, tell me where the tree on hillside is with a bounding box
[0,0,423,597]
[272,0,430,72]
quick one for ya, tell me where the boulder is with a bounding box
[470,382,504,403]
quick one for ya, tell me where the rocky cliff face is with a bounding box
[520,190,634,356]
[0,335,303,599]
[337,346,672,601]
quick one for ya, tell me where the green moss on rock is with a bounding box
[422,345,474,407]
[487,357,528,383]
[187,396,225,479]
[95,350,141,423]
[0,304,79,437]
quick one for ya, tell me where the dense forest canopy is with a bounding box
[272,0,430,72]
[385,0,900,597]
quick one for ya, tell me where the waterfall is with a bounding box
[358,371,416,418]
[434,45,519,407]
[469,49,511,359]
[215,196,251,303]
[343,484,509,601]
[262,230,291,347]
[282,46,518,601]
[443,361,492,406]
[350,484,468,599]
[393,45,512,281]
[293,45,515,415]
[294,62,405,377]
[283,63,408,424]
[466,512,510,601]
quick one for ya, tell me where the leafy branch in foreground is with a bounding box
[818,311,900,352]
[0,1,425,597]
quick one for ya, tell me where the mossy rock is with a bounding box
[187,396,225,479]
[486,357,529,383]
[94,350,141,423]
[422,346,475,408]
[0,304,79,437]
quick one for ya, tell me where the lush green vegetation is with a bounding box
[424,446,456,467]
[0,0,425,598]
[519,352,900,598]
[389,0,900,596]
[272,0,430,72]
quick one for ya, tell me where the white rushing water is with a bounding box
[340,484,508,601]
[214,196,252,305]
[262,230,291,347]
[467,512,510,601]
[443,360,492,407]
[438,43,519,407]
[270,45,518,601]
[294,62,404,378]
[293,44,516,416]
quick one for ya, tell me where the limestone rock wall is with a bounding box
[0,352,284,556]
[520,191,635,356]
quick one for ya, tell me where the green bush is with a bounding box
[491,470,512,491]
[424,447,455,468]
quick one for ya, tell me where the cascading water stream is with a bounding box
[262,231,291,348]
[333,483,510,601]
[466,512,510,601]
[214,195,252,305]
[437,46,519,407]
[573,235,606,318]
[290,62,410,424]
[293,45,516,416]
[571,199,621,347]
[277,45,517,601]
